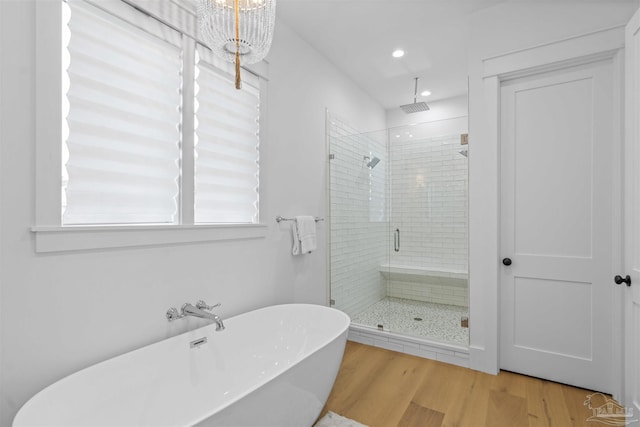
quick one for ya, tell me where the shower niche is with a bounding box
[328,116,469,349]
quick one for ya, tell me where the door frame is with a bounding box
[623,7,640,414]
[473,25,626,399]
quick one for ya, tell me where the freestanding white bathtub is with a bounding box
[13,304,350,427]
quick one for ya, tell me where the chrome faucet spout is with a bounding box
[181,303,225,331]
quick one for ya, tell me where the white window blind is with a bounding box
[194,46,260,224]
[62,0,182,225]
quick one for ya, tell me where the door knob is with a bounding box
[502,258,512,266]
[614,275,631,286]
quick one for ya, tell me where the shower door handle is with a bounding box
[394,228,400,252]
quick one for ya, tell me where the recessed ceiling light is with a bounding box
[421,90,431,97]
[392,49,405,58]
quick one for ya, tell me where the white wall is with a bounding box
[265,21,386,306]
[467,1,638,374]
[0,3,385,425]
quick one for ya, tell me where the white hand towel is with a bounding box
[291,220,301,255]
[295,215,317,254]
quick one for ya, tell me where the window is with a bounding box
[194,45,260,224]
[33,0,267,252]
[62,1,183,225]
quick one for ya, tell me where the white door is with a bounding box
[624,7,640,416]
[499,59,617,393]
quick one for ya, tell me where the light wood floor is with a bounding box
[320,341,612,427]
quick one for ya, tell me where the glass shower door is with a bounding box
[385,121,470,344]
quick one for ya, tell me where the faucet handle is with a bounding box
[196,300,221,311]
[166,307,183,322]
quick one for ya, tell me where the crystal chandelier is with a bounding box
[198,0,276,89]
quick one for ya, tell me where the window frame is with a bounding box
[33,0,268,253]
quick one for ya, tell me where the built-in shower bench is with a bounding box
[378,264,467,287]
[379,264,469,306]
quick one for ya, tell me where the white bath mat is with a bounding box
[314,411,368,427]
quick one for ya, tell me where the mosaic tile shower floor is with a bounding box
[351,297,469,345]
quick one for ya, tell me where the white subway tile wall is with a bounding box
[389,134,468,271]
[329,114,387,318]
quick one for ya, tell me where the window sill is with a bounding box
[31,224,268,253]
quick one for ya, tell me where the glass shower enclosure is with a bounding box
[328,117,469,346]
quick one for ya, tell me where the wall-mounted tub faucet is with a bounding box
[166,300,225,331]
[182,302,225,331]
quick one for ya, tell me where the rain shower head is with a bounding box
[364,156,381,169]
[458,149,468,158]
[400,77,430,114]
[400,102,430,114]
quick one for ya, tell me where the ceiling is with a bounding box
[276,0,508,110]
